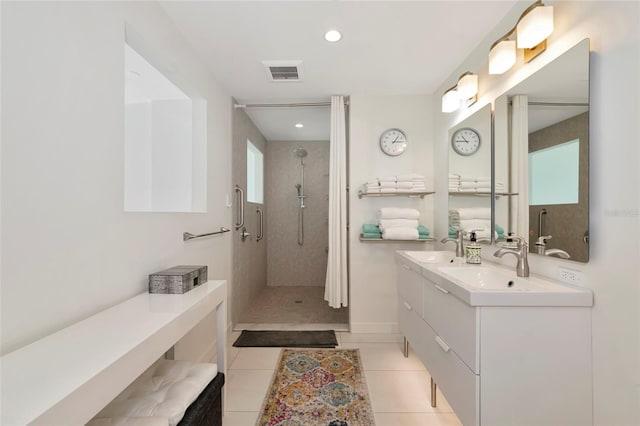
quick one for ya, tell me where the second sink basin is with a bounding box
[437,267,556,291]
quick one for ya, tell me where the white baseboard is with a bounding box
[349,322,399,334]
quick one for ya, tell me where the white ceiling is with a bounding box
[160,1,520,140]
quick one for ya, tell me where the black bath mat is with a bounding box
[232,330,338,348]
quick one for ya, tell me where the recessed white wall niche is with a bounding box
[124,26,207,212]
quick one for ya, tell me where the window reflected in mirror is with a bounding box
[529,139,579,205]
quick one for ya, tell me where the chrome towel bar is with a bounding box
[183,227,231,241]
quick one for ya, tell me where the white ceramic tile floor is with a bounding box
[223,332,462,426]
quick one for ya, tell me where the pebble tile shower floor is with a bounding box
[238,286,348,325]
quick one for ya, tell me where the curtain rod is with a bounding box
[234,100,349,109]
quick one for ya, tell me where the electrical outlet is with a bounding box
[558,267,584,285]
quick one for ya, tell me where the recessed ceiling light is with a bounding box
[295,123,304,128]
[324,30,342,42]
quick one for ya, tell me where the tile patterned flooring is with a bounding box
[223,331,463,426]
[238,286,349,326]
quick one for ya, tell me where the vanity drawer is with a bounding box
[397,299,429,361]
[422,276,479,373]
[397,263,424,318]
[421,320,480,426]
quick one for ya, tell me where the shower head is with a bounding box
[293,147,308,159]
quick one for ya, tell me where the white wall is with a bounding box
[349,95,435,332]
[1,1,233,361]
[433,2,640,424]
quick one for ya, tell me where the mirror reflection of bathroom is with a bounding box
[232,101,348,328]
[448,104,500,243]
[494,38,590,262]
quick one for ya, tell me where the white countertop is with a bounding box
[396,251,593,307]
[1,280,227,426]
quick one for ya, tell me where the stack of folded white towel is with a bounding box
[365,174,427,194]
[453,207,493,239]
[448,175,504,193]
[448,174,461,192]
[378,208,421,240]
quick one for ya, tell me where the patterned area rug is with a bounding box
[257,349,375,426]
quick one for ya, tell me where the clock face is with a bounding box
[451,127,481,156]
[379,128,408,156]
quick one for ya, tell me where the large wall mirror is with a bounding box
[494,38,590,262]
[448,104,499,243]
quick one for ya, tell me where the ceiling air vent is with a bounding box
[262,60,304,82]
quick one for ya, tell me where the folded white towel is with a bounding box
[396,173,424,182]
[365,188,380,193]
[382,227,419,240]
[459,220,494,240]
[457,208,492,220]
[448,174,460,179]
[380,187,397,193]
[396,181,413,189]
[477,188,491,193]
[448,188,460,192]
[381,181,399,188]
[378,219,419,231]
[459,188,477,192]
[460,176,477,182]
[412,184,427,189]
[476,176,491,182]
[379,208,420,220]
[366,183,380,188]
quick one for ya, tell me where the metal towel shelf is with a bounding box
[183,227,231,241]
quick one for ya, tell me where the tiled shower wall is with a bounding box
[232,108,268,325]
[266,141,329,287]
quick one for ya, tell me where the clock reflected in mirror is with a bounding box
[379,128,408,156]
[451,127,481,156]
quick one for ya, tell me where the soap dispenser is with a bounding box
[465,231,482,264]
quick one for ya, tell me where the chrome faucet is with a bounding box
[493,236,530,277]
[534,235,571,259]
[441,230,465,257]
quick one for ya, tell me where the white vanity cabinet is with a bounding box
[396,254,592,426]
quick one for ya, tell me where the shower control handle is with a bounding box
[240,227,251,242]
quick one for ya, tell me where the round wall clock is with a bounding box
[379,128,408,156]
[451,127,481,156]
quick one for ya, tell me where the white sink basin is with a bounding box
[437,267,558,291]
[401,250,458,264]
[433,265,593,306]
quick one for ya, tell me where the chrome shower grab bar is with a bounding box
[183,227,230,241]
[256,208,264,242]
[235,185,245,230]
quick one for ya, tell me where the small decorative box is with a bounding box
[148,265,208,294]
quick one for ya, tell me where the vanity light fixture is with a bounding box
[441,87,460,113]
[456,72,479,99]
[488,0,554,75]
[324,30,342,42]
[441,72,478,113]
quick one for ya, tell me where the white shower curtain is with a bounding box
[511,95,529,244]
[325,95,348,308]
